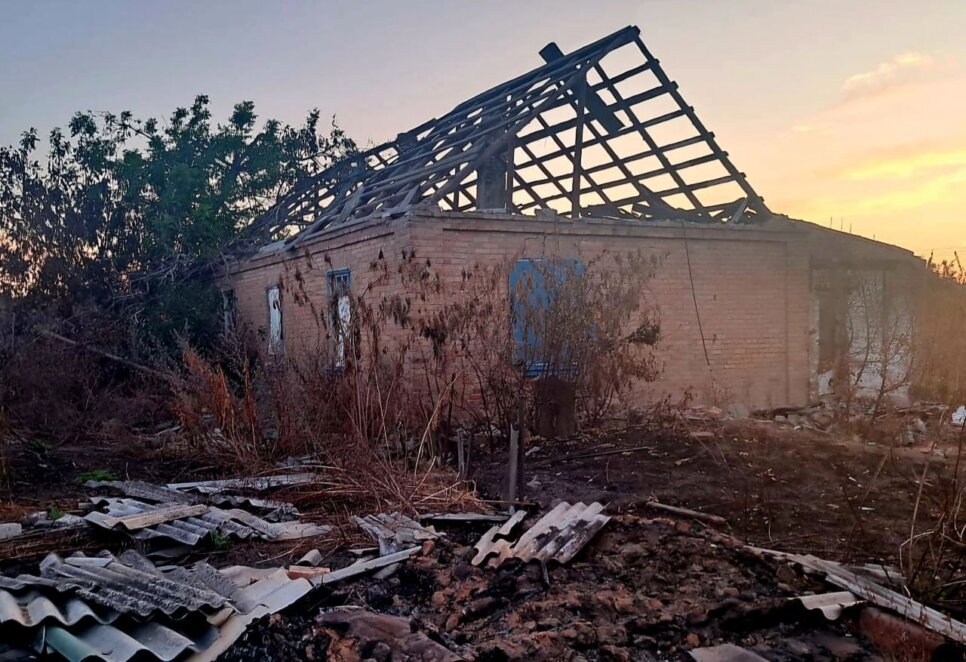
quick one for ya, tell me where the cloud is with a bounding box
[843,51,937,99]
[848,163,966,213]
[842,147,966,181]
[758,50,966,255]
[780,59,966,155]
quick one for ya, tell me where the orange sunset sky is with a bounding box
[1,0,963,260]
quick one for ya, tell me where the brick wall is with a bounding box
[226,219,412,361]
[226,211,816,410]
[406,211,812,410]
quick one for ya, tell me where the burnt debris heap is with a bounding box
[241,25,769,250]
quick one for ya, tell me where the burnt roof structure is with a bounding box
[243,25,769,249]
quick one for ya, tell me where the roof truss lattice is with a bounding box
[243,26,769,248]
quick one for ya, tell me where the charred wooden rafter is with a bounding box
[240,26,769,250]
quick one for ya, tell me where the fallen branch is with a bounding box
[641,500,727,526]
[542,444,656,464]
[39,329,166,379]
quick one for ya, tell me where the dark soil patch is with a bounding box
[474,418,959,564]
[225,515,886,660]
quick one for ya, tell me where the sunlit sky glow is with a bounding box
[2,0,964,260]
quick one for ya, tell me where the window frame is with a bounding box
[222,289,236,335]
[327,269,352,368]
[266,284,283,355]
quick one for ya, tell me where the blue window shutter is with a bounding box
[510,258,584,378]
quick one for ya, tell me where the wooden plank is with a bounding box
[420,512,510,524]
[322,547,420,585]
[516,130,703,184]
[507,426,520,503]
[432,43,617,208]
[570,75,588,216]
[633,36,767,214]
[539,41,624,133]
[590,59,704,213]
[801,556,966,645]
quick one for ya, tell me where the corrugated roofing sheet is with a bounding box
[354,512,440,554]
[472,502,609,568]
[87,480,297,517]
[3,551,314,662]
[85,480,200,505]
[166,473,318,494]
[795,591,863,621]
[44,621,218,662]
[85,498,330,545]
[0,589,117,628]
[33,551,230,618]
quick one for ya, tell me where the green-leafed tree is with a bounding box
[0,95,354,346]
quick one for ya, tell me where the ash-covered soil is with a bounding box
[223,515,880,661]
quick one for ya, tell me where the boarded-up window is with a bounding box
[328,269,351,368]
[267,285,283,354]
[222,289,236,334]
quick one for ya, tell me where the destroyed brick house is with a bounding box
[222,25,923,411]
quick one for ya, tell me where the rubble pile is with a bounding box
[2,429,965,660]
[755,400,963,448]
[225,515,919,661]
[0,549,315,661]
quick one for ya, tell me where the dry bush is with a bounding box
[368,248,663,443]
[169,346,263,466]
[167,335,482,517]
[388,256,521,449]
[509,250,662,426]
[167,247,664,475]
[0,311,167,442]
[900,423,966,616]
[820,260,966,613]
[291,450,484,524]
[913,258,966,405]
[841,270,916,421]
[885,258,966,612]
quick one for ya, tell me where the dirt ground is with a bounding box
[226,516,896,661]
[474,416,960,566]
[5,415,954,568]
[2,415,964,660]
[0,435,202,519]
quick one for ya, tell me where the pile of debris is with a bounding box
[225,504,966,661]
[4,478,966,660]
[0,549,314,660]
[0,475,330,558]
[755,400,965,447]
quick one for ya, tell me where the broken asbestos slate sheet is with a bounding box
[472,502,609,568]
[354,512,440,554]
[0,550,313,662]
[84,497,330,545]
